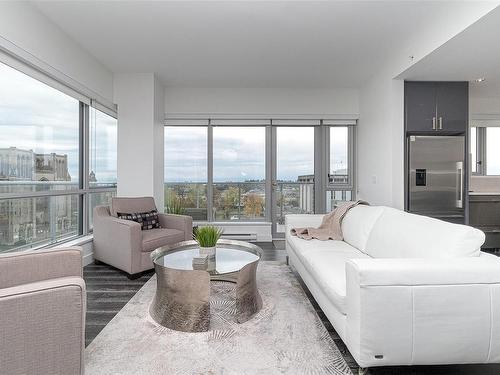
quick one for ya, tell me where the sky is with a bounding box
[487,128,500,174]
[164,125,349,183]
[0,62,117,183]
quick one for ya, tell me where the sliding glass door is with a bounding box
[273,127,315,236]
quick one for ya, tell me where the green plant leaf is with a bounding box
[193,225,223,247]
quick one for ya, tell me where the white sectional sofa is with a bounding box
[285,205,500,370]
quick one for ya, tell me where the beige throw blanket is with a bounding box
[291,200,369,241]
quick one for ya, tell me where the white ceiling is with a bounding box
[399,6,500,98]
[32,1,495,89]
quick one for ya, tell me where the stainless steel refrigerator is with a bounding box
[408,135,465,224]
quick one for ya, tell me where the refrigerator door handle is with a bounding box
[438,117,443,130]
[432,117,436,130]
[456,161,464,208]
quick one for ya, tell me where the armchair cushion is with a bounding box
[110,196,157,217]
[117,209,161,230]
[142,228,185,252]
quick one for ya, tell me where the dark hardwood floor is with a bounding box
[83,241,500,374]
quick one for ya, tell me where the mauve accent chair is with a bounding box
[93,197,192,278]
[0,247,86,375]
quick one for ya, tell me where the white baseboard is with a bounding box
[83,252,94,266]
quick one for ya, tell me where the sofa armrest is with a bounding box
[285,214,324,243]
[285,214,324,231]
[0,276,85,375]
[0,247,83,289]
[159,213,193,241]
[345,255,500,367]
[93,214,143,274]
[346,255,500,287]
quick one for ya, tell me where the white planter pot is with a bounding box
[199,246,216,258]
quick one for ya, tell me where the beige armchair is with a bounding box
[0,247,86,375]
[93,197,192,278]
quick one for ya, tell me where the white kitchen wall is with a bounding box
[0,1,114,103]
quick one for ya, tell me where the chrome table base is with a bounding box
[149,240,262,332]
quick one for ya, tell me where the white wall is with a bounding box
[114,73,165,209]
[470,96,500,118]
[164,87,359,118]
[357,71,404,209]
[0,1,113,103]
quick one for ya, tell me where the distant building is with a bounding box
[297,174,314,213]
[0,147,34,181]
[0,147,74,248]
[0,147,71,182]
[35,153,71,181]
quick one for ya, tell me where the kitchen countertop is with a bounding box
[469,192,500,196]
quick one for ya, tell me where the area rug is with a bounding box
[85,262,352,375]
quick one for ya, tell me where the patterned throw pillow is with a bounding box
[117,210,161,230]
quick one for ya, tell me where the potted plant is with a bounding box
[193,225,223,258]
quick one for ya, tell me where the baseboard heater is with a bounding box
[221,233,257,241]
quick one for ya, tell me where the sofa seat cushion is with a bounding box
[141,228,185,252]
[288,236,369,314]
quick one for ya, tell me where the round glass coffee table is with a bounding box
[149,239,263,332]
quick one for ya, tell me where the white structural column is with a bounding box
[114,73,165,211]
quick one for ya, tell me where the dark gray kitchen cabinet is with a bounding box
[435,82,468,132]
[405,81,468,133]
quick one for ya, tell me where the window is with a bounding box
[89,191,116,229]
[470,127,477,174]
[89,107,117,188]
[327,126,354,206]
[471,125,500,176]
[330,127,349,183]
[0,196,79,251]
[164,121,356,229]
[0,62,79,192]
[275,127,315,228]
[0,60,117,252]
[487,127,500,175]
[164,127,208,220]
[213,127,266,220]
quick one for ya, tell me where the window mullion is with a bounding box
[478,127,487,176]
[207,121,214,222]
[80,102,90,235]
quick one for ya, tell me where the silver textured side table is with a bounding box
[149,239,262,332]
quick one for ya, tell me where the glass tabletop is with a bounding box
[152,240,261,275]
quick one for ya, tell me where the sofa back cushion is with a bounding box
[364,207,485,258]
[110,197,157,217]
[341,205,385,252]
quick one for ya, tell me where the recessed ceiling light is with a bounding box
[474,77,486,83]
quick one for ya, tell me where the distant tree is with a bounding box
[221,186,240,219]
[186,184,206,208]
[244,193,264,218]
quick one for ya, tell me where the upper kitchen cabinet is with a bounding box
[435,82,468,132]
[405,81,437,132]
[405,81,468,134]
